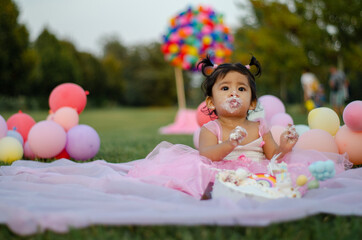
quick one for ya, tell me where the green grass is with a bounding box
[1,106,361,239]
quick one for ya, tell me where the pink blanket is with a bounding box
[1,159,362,235]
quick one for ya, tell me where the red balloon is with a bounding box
[55,148,70,159]
[196,101,217,127]
[6,111,36,142]
[49,83,88,114]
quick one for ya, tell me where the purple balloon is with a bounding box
[66,124,100,161]
[0,115,7,139]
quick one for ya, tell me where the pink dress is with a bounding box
[127,120,351,199]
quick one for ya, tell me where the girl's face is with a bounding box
[207,71,256,117]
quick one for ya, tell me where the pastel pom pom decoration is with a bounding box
[258,95,285,123]
[6,130,24,146]
[294,129,338,153]
[161,5,233,70]
[6,111,36,142]
[193,127,201,149]
[28,121,67,159]
[49,83,88,114]
[295,124,310,136]
[343,101,362,132]
[269,112,293,127]
[196,101,217,127]
[335,125,362,165]
[23,141,36,159]
[0,136,23,164]
[307,180,319,190]
[308,160,335,181]
[0,115,7,139]
[308,107,340,136]
[53,107,79,131]
[270,125,285,145]
[66,124,100,161]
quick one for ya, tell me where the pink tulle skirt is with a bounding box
[127,141,352,199]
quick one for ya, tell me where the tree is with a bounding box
[234,0,362,102]
[0,0,34,96]
[122,43,178,106]
[101,39,127,104]
[33,29,82,98]
[77,52,107,106]
[292,0,362,101]
[234,0,308,102]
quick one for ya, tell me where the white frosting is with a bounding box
[212,163,301,202]
[221,96,243,113]
[229,126,247,145]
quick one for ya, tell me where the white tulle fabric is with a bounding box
[1,158,362,236]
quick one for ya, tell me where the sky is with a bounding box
[14,0,246,56]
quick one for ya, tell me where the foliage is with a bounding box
[233,0,361,102]
[0,0,361,110]
[0,0,34,97]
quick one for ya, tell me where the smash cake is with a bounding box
[212,154,302,202]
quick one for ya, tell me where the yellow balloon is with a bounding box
[0,136,23,164]
[202,35,212,45]
[169,44,179,54]
[296,175,308,186]
[215,49,225,58]
[188,46,198,56]
[308,107,340,136]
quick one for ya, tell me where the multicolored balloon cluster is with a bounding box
[0,83,100,164]
[161,5,234,70]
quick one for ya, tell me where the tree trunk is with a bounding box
[174,67,186,109]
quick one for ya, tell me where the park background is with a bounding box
[1,0,362,239]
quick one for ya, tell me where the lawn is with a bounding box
[1,106,361,239]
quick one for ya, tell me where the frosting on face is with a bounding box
[221,96,242,113]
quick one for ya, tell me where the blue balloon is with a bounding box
[7,130,24,146]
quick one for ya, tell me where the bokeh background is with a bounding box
[1,0,361,111]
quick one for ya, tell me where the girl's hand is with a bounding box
[279,124,299,153]
[229,126,248,146]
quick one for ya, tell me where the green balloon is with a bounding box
[308,180,320,189]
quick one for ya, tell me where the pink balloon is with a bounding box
[258,95,285,122]
[23,141,36,160]
[0,115,7,139]
[49,83,88,114]
[6,111,36,142]
[294,129,338,153]
[196,101,217,127]
[343,101,362,132]
[270,113,293,127]
[28,121,67,159]
[66,125,100,161]
[193,127,201,149]
[335,125,362,165]
[270,125,285,145]
[53,107,79,131]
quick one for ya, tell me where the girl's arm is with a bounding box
[198,126,238,161]
[262,125,299,160]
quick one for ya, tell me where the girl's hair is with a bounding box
[197,55,261,116]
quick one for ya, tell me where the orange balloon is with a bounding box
[335,125,362,165]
